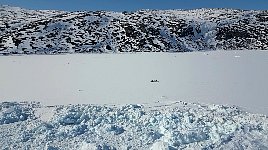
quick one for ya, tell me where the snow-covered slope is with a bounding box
[0,6,268,54]
[0,101,267,149]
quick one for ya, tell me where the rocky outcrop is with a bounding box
[0,6,268,55]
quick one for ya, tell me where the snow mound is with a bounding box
[0,102,36,124]
[0,101,267,149]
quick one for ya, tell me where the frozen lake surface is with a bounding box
[0,50,268,115]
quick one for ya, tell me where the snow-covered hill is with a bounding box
[0,6,268,55]
[0,101,267,149]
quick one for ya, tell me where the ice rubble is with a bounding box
[0,101,267,149]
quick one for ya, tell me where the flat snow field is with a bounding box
[0,50,268,115]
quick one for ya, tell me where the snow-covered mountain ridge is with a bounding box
[0,101,267,149]
[0,6,268,54]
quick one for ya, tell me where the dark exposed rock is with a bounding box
[0,6,268,55]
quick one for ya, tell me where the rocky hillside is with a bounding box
[0,101,267,149]
[0,5,268,54]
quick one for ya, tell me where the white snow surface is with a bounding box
[0,50,268,115]
[0,101,267,150]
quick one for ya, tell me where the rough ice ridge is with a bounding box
[0,101,267,150]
